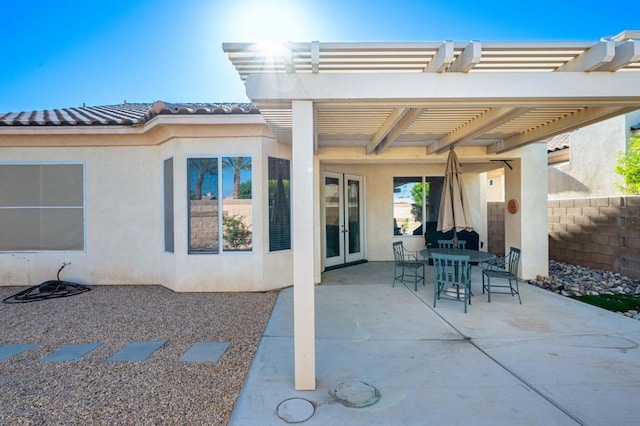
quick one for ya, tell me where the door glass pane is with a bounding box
[347,179,360,254]
[325,177,340,258]
[393,177,423,236]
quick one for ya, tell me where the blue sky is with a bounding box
[1,0,638,112]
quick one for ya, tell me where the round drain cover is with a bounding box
[276,398,315,423]
[332,381,381,408]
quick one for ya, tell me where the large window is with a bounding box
[393,176,444,236]
[0,163,84,251]
[268,157,291,251]
[187,157,252,254]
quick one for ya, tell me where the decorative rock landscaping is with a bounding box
[527,260,640,320]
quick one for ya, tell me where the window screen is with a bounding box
[0,163,84,251]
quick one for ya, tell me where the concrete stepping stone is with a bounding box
[108,341,164,362]
[0,343,37,361]
[39,343,102,362]
[180,342,229,362]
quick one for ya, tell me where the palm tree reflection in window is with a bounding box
[222,157,252,251]
[188,158,219,253]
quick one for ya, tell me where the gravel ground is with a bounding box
[0,285,277,425]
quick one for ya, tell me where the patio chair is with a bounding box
[392,241,425,291]
[432,253,471,313]
[482,247,522,304]
[438,239,466,249]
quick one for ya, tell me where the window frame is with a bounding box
[392,175,443,238]
[163,157,174,254]
[268,157,291,252]
[186,155,254,255]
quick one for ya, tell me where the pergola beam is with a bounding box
[429,107,530,154]
[596,41,640,71]
[311,41,320,74]
[423,42,454,73]
[245,72,640,103]
[612,30,640,41]
[556,41,615,71]
[489,106,638,154]
[375,108,425,154]
[448,41,481,73]
[366,108,406,154]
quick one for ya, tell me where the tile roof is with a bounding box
[547,132,572,152]
[0,101,259,127]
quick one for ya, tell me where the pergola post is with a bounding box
[291,100,316,390]
[504,144,549,279]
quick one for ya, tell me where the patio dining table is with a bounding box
[419,248,497,299]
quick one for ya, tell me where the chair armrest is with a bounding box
[404,247,426,262]
[404,252,419,261]
[482,256,506,271]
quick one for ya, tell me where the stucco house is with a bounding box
[0,101,296,292]
[548,110,640,199]
[2,31,640,389]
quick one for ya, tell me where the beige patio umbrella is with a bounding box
[437,148,474,240]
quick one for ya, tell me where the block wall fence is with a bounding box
[548,196,640,278]
[487,202,506,256]
[487,197,640,279]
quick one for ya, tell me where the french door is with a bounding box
[323,171,365,268]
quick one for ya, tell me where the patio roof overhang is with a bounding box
[223,31,640,392]
[223,30,640,155]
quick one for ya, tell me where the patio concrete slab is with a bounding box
[230,262,640,425]
[39,343,102,362]
[108,341,165,362]
[0,343,37,361]
[179,342,229,363]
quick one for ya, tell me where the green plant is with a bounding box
[410,182,430,222]
[615,135,640,194]
[569,294,640,313]
[401,218,409,233]
[223,214,252,249]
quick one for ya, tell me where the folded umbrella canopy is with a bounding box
[437,149,474,238]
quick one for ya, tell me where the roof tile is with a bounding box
[0,101,259,127]
[547,132,572,152]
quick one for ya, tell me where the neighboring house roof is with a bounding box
[0,101,259,127]
[547,132,572,153]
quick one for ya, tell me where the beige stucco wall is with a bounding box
[319,151,490,265]
[0,122,294,293]
[549,110,640,199]
[0,145,163,287]
[504,144,549,279]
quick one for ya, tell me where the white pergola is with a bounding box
[224,30,640,390]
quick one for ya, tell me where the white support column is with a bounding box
[504,144,549,279]
[291,100,316,390]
